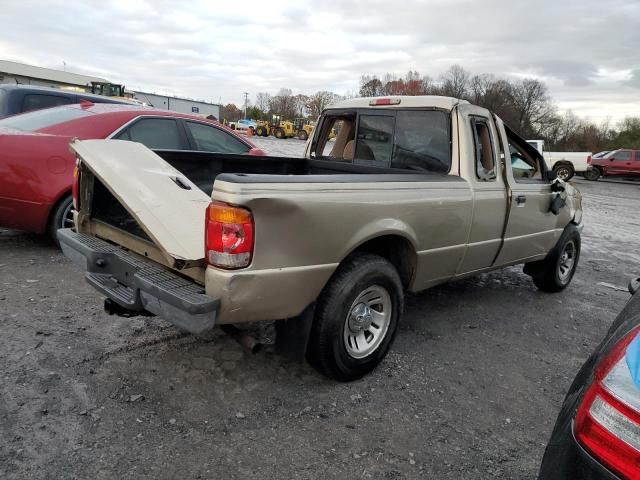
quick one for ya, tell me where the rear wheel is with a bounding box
[553,164,574,181]
[275,128,285,139]
[585,167,601,181]
[297,130,308,141]
[306,253,403,381]
[48,194,73,247]
[526,224,581,293]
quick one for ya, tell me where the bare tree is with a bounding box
[269,88,297,119]
[305,91,340,118]
[359,75,384,97]
[255,92,272,114]
[439,64,470,99]
[512,78,555,136]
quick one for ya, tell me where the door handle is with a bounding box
[515,194,526,206]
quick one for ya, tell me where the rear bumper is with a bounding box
[58,229,219,334]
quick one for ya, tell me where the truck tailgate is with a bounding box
[72,139,210,266]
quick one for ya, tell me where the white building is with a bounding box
[133,91,221,119]
[0,59,108,92]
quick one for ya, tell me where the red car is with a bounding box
[586,148,640,180]
[0,103,265,242]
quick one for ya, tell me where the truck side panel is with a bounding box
[208,177,473,323]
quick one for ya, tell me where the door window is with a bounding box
[392,110,450,173]
[506,133,543,183]
[115,118,188,150]
[22,94,73,112]
[635,151,640,161]
[185,121,249,153]
[471,118,496,181]
[615,150,632,161]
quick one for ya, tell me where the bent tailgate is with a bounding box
[71,139,210,266]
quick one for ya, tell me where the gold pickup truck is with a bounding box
[59,96,583,381]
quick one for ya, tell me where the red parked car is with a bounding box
[586,148,640,181]
[0,103,265,242]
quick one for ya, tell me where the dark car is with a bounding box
[0,84,130,118]
[538,277,640,479]
[586,149,640,181]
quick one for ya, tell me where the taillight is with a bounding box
[205,201,253,269]
[588,155,592,165]
[72,164,80,210]
[574,326,640,478]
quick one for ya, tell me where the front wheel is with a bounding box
[297,130,308,141]
[306,253,403,381]
[527,224,581,293]
[553,164,574,181]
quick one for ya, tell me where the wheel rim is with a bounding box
[343,285,392,359]
[558,240,576,283]
[556,167,571,180]
[60,201,74,229]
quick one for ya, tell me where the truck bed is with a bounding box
[88,149,453,245]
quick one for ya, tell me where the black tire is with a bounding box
[297,130,308,141]
[553,164,574,181]
[306,253,403,381]
[526,224,581,293]
[48,194,74,247]
[275,128,284,139]
[585,167,601,181]
[256,126,265,137]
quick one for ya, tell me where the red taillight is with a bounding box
[368,98,401,106]
[205,201,253,269]
[588,155,592,165]
[574,326,640,478]
[72,164,80,210]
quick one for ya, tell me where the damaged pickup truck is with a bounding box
[59,96,583,381]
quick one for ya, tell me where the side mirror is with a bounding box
[609,157,615,161]
[545,170,557,182]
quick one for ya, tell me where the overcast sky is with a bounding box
[1,0,638,122]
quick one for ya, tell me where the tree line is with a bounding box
[221,65,639,151]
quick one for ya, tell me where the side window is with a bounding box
[22,94,72,113]
[354,115,394,166]
[507,135,543,183]
[471,118,496,181]
[392,110,450,173]
[635,151,640,161]
[616,150,632,161]
[185,121,249,154]
[115,118,188,150]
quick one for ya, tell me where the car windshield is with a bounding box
[0,106,92,131]
[603,150,619,159]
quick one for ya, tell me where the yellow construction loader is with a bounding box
[255,115,315,140]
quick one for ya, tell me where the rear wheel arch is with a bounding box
[345,234,417,290]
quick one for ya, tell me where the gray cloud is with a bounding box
[0,0,639,120]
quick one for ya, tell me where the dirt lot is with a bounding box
[1,173,638,480]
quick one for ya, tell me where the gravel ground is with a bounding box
[1,173,638,480]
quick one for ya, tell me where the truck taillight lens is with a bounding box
[587,155,592,165]
[72,165,80,210]
[205,201,253,269]
[574,326,640,478]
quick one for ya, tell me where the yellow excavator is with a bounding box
[255,114,315,140]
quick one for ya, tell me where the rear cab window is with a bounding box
[311,108,451,173]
